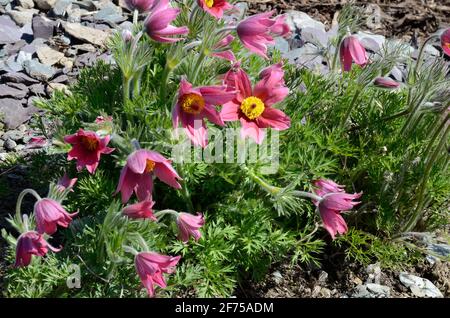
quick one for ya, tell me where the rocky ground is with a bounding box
[0,0,449,298]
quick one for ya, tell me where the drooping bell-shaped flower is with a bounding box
[339,35,368,72]
[176,212,204,242]
[374,77,400,89]
[34,198,78,235]
[15,231,61,267]
[122,199,156,220]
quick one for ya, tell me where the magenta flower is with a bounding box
[374,77,400,89]
[313,179,362,239]
[34,198,78,235]
[122,199,156,220]
[236,11,291,59]
[177,212,205,242]
[173,78,236,147]
[57,173,78,192]
[197,0,232,19]
[125,0,155,13]
[115,149,182,204]
[144,0,189,43]
[134,252,181,297]
[211,34,236,62]
[64,129,114,174]
[340,35,368,72]
[15,231,61,267]
[25,136,47,149]
[220,63,290,144]
[440,28,450,56]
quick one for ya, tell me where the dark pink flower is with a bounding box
[15,231,61,267]
[440,28,450,56]
[115,149,182,203]
[237,11,291,59]
[177,212,204,242]
[64,129,115,174]
[220,63,290,144]
[313,179,362,239]
[25,136,47,149]
[197,0,232,19]
[57,173,78,192]
[211,34,236,62]
[144,0,189,43]
[34,198,78,235]
[173,78,236,147]
[134,252,181,297]
[122,199,156,220]
[374,77,400,89]
[340,35,368,72]
[125,0,155,12]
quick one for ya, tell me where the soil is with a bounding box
[248,0,450,42]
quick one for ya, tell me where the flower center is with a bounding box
[205,0,214,8]
[240,96,265,120]
[180,93,205,115]
[145,159,156,173]
[80,136,99,151]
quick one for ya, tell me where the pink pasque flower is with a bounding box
[340,35,368,72]
[57,173,78,192]
[173,78,236,147]
[122,199,156,220]
[177,212,205,242]
[374,77,400,89]
[134,252,181,297]
[440,28,450,56]
[144,0,189,43]
[25,136,47,149]
[125,0,155,12]
[197,0,232,19]
[237,11,291,59]
[115,149,182,203]
[34,198,78,235]
[211,34,236,62]
[64,129,115,174]
[15,231,61,267]
[220,63,290,144]
[313,179,362,239]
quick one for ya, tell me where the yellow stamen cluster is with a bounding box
[81,136,99,151]
[145,159,156,173]
[180,93,205,115]
[205,0,214,8]
[240,96,265,120]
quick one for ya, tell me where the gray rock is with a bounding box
[1,40,27,55]
[317,270,328,283]
[0,98,38,129]
[17,0,35,9]
[351,283,390,298]
[32,15,55,39]
[4,139,17,151]
[72,43,96,52]
[0,84,27,99]
[51,74,69,83]
[366,263,382,284]
[3,55,23,72]
[7,82,28,92]
[62,22,110,47]
[356,31,386,52]
[51,0,72,17]
[23,59,55,81]
[272,271,283,284]
[66,7,82,23]
[300,26,329,47]
[274,37,289,54]
[0,140,4,149]
[399,272,444,298]
[2,130,24,141]
[36,45,65,66]
[94,2,125,24]
[285,11,326,34]
[1,72,39,84]
[427,243,450,258]
[6,9,37,27]
[16,50,33,66]
[34,0,57,10]
[0,15,23,44]
[0,0,13,5]
[29,83,46,95]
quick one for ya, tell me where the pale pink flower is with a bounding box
[64,129,114,174]
[374,77,400,89]
[15,231,61,267]
[177,212,204,242]
[220,63,290,144]
[197,0,233,19]
[236,11,291,58]
[95,116,113,124]
[122,199,156,220]
[57,173,78,192]
[115,149,182,203]
[173,78,235,147]
[211,34,236,62]
[144,0,189,43]
[340,35,368,72]
[34,198,78,235]
[134,252,181,297]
